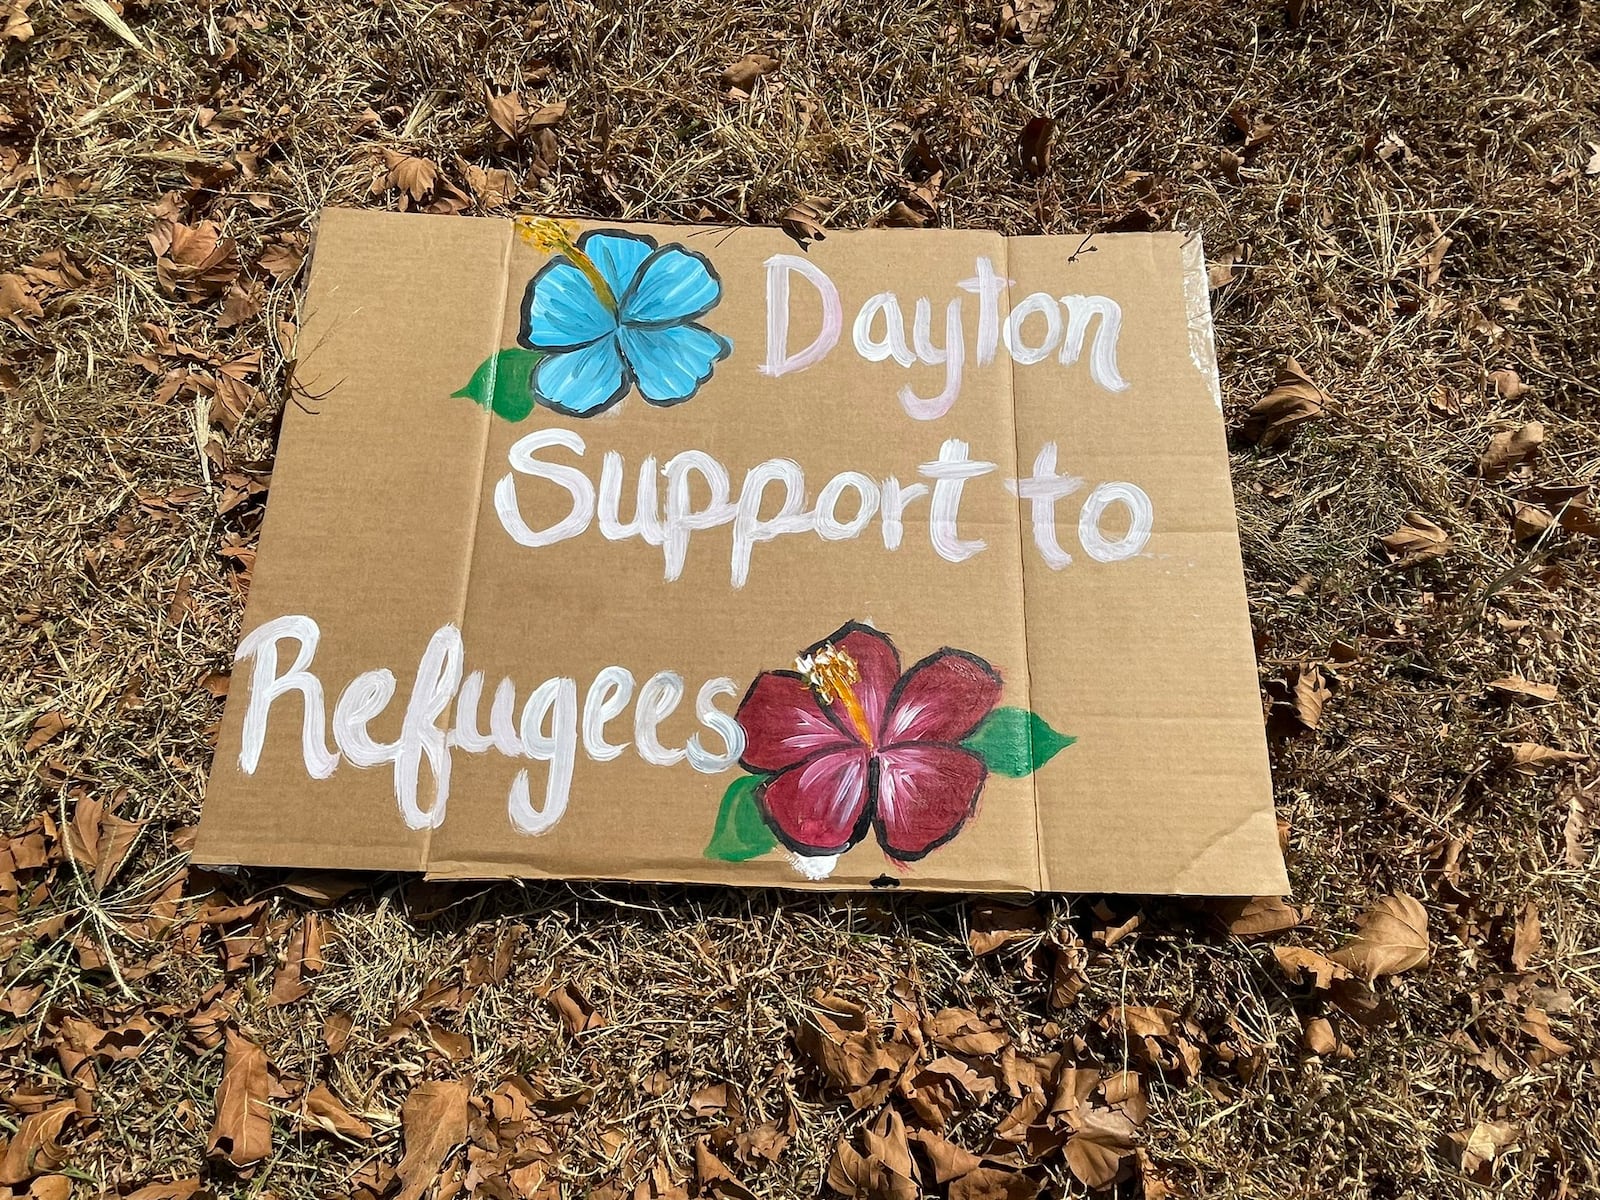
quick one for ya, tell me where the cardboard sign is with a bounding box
[193,209,1287,894]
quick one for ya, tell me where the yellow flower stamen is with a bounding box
[515,216,618,313]
[797,643,874,747]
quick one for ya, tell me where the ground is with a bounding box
[2,0,1598,1197]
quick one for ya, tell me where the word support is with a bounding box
[495,431,1154,587]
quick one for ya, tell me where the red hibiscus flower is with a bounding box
[735,622,1003,862]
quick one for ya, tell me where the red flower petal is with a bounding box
[737,671,858,772]
[813,623,900,742]
[883,649,1002,745]
[757,746,873,856]
[873,744,987,860]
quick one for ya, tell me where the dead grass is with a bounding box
[2,0,1600,1197]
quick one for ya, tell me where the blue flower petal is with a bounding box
[578,231,657,301]
[532,334,632,416]
[620,245,722,326]
[616,322,731,406]
[523,260,616,351]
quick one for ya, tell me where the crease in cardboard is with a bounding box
[424,220,516,875]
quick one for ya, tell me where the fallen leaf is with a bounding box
[1216,895,1302,937]
[721,51,779,93]
[1507,742,1585,774]
[485,88,526,139]
[548,983,604,1033]
[1379,513,1452,566]
[1242,358,1326,447]
[1586,142,1600,176]
[148,219,242,303]
[323,1011,354,1054]
[1064,1107,1137,1189]
[1510,901,1540,973]
[1291,663,1331,730]
[395,1080,469,1200]
[383,150,438,201]
[1019,116,1054,177]
[1563,778,1597,867]
[1487,676,1559,705]
[1446,1120,1517,1180]
[1300,1017,1341,1057]
[24,712,72,753]
[948,1166,1040,1200]
[1207,242,1248,290]
[0,273,44,327]
[0,1102,73,1184]
[1479,420,1544,479]
[207,1030,272,1166]
[1330,894,1429,982]
[908,1130,982,1184]
[1,0,33,42]
[299,1083,373,1140]
[1486,368,1528,400]
[968,900,1042,954]
[1273,945,1351,989]
[1511,501,1554,541]
[779,198,828,247]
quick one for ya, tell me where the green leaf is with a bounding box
[962,706,1076,778]
[451,347,543,422]
[704,774,777,862]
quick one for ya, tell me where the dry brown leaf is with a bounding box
[948,1166,1040,1200]
[1507,742,1586,774]
[1479,420,1543,478]
[1488,676,1559,704]
[1207,242,1248,290]
[908,1129,982,1185]
[1510,901,1541,973]
[1019,116,1054,177]
[1563,778,1597,868]
[1300,1017,1339,1056]
[1,0,33,42]
[721,51,779,93]
[0,273,44,327]
[1330,894,1429,982]
[1291,664,1331,730]
[779,198,828,247]
[485,88,526,139]
[323,1011,354,1054]
[1064,1107,1137,1189]
[968,900,1042,954]
[1511,500,1554,541]
[0,1101,73,1184]
[383,150,438,201]
[1486,367,1527,400]
[1519,1004,1573,1056]
[24,711,72,753]
[1446,1121,1517,1180]
[299,1083,372,1140]
[395,1079,469,1200]
[207,1030,271,1166]
[1273,945,1351,990]
[1242,358,1327,447]
[1216,895,1302,937]
[926,1007,1009,1055]
[148,219,242,303]
[548,982,604,1033]
[1379,513,1452,566]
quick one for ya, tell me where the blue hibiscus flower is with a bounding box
[518,226,732,417]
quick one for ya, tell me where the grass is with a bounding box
[2,0,1598,1197]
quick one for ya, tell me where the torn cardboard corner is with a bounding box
[193,208,1288,895]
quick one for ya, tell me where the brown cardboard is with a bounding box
[193,209,1288,895]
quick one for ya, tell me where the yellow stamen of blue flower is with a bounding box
[797,644,873,747]
[515,216,618,314]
